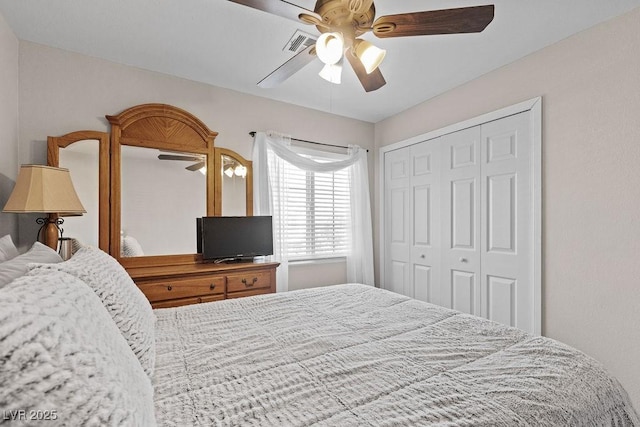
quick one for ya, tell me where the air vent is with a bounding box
[283,30,317,54]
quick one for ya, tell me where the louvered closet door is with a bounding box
[440,126,482,315]
[480,111,534,331]
[410,140,441,304]
[383,148,411,296]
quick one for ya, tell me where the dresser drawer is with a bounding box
[226,271,271,293]
[226,288,273,299]
[138,275,225,302]
[151,294,224,309]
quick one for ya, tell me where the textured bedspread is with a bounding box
[153,284,638,426]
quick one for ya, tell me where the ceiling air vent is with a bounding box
[283,30,317,54]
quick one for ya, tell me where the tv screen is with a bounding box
[198,216,273,261]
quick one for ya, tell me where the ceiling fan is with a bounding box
[228,0,495,92]
[157,153,205,171]
[157,153,248,177]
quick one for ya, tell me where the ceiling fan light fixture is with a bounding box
[354,39,386,74]
[316,32,344,65]
[234,165,248,178]
[224,167,234,178]
[199,166,207,175]
[319,61,342,84]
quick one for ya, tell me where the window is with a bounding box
[268,149,351,260]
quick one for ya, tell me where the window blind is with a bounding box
[269,150,351,260]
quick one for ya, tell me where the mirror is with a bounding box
[215,148,253,216]
[120,146,207,257]
[107,104,254,265]
[47,131,110,251]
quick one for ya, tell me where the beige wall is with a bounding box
[0,12,18,238]
[17,41,375,286]
[375,7,640,409]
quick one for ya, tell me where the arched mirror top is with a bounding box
[106,103,218,153]
[47,130,110,251]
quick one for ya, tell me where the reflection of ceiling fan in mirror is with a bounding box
[228,0,494,92]
[157,153,206,172]
[222,155,248,179]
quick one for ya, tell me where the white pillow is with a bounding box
[0,241,62,288]
[0,267,156,426]
[36,247,156,377]
[0,234,19,262]
[121,235,144,257]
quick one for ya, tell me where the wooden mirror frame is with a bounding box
[107,104,218,268]
[47,130,110,251]
[214,147,253,216]
[106,104,253,268]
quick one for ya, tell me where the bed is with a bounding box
[1,247,638,426]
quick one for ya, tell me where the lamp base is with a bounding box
[36,217,64,251]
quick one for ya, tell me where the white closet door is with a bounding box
[381,100,540,334]
[410,140,441,304]
[383,148,411,295]
[440,126,482,315]
[480,111,534,331]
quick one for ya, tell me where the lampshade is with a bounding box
[316,32,344,65]
[319,61,342,84]
[354,39,386,74]
[2,165,86,216]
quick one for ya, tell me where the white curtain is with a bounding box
[253,131,374,292]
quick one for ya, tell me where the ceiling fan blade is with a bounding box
[228,0,321,24]
[158,154,203,161]
[373,5,495,38]
[345,48,386,92]
[258,44,317,88]
[186,162,206,171]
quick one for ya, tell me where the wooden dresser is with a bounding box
[127,261,279,309]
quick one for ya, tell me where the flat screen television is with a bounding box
[197,216,273,262]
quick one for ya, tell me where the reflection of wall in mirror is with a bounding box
[58,145,99,247]
[121,148,206,256]
[222,173,246,216]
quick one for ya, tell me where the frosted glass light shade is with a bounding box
[319,62,342,84]
[316,32,344,65]
[354,39,386,74]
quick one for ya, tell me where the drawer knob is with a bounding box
[210,283,216,290]
[197,297,202,303]
[167,285,173,291]
[242,277,258,287]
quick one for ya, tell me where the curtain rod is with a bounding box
[249,131,368,153]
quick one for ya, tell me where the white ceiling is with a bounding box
[1,0,639,123]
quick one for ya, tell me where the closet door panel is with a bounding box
[480,111,533,331]
[440,126,481,314]
[451,178,476,249]
[451,269,476,313]
[384,148,411,295]
[410,140,441,304]
[486,275,516,326]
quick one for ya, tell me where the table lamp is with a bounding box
[2,165,86,250]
